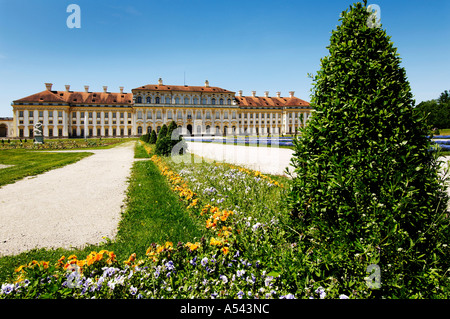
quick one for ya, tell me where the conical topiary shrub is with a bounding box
[149,130,157,144]
[288,1,449,298]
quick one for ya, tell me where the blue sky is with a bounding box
[0,0,449,117]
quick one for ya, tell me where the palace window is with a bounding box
[137,111,143,119]
[184,97,189,104]
[137,126,142,134]
[206,111,211,119]
[196,111,202,119]
[165,97,170,104]
[202,98,207,104]
[157,111,162,119]
[187,110,192,120]
[227,99,231,105]
[175,97,180,104]
[167,111,172,119]
[215,111,220,119]
[39,111,43,117]
[89,112,93,118]
[137,96,142,103]
[219,98,224,105]
[177,111,183,119]
[193,97,198,105]
[19,111,24,117]
[211,98,216,105]
[58,111,63,118]
[29,111,33,117]
[232,112,236,119]
[147,111,152,119]
[146,97,151,103]
[224,112,228,119]
[155,97,160,104]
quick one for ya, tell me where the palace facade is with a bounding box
[9,79,313,138]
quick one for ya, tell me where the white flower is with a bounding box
[315,286,326,299]
[339,294,349,299]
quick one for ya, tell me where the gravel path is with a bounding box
[0,141,137,256]
[186,141,296,176]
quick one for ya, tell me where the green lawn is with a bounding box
[0,149,93,187]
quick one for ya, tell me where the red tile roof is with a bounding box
[14,90,133,105]
[235,96,310,107]
[132,84,234,94]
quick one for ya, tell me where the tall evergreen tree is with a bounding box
[288,1,449,298]
[149,130,157,144]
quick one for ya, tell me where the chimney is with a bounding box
[158,78,163,85]
[65,85,70,92]
[264,91,269,98]
[119,86,124,94]
[103,86,108,93]
[205,80,210,87]
[84,85,89,93]
[289,91,295,98]
[45,83,53,91]
[238,90,243,97]
[252,91,256,97]
[276,92,281,98]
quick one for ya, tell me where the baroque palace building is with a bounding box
[9,79,313,138]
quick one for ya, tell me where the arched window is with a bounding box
[187,110,192,119]
[137,126,142,134]
[232,111,236,119]
[165,97,171,104]
[202,98,207,104]
[137,111,142,119]
[211,98,216,105]
[177,111,183,119]
[224,112,228,119]
[155,97,160,104]
[193,97,198,105]
[175,97,180,104]
[219,98,224,105]
[206,111,211,119]
[215,111,220,119]
[206,125,211,134]
[157,110,162,119]
[227,99,231,105]
[196,111,202,119]
[147,126,152,134]
[184,97,189,104]
[136,96,142,103]
[147,111,152,119]
[167,110,172,119]
[146,96,151,103]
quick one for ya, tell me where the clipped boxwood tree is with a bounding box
[149,130,157,144]
[288,1,449,298]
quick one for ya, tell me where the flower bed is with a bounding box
[1,149,360,299]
